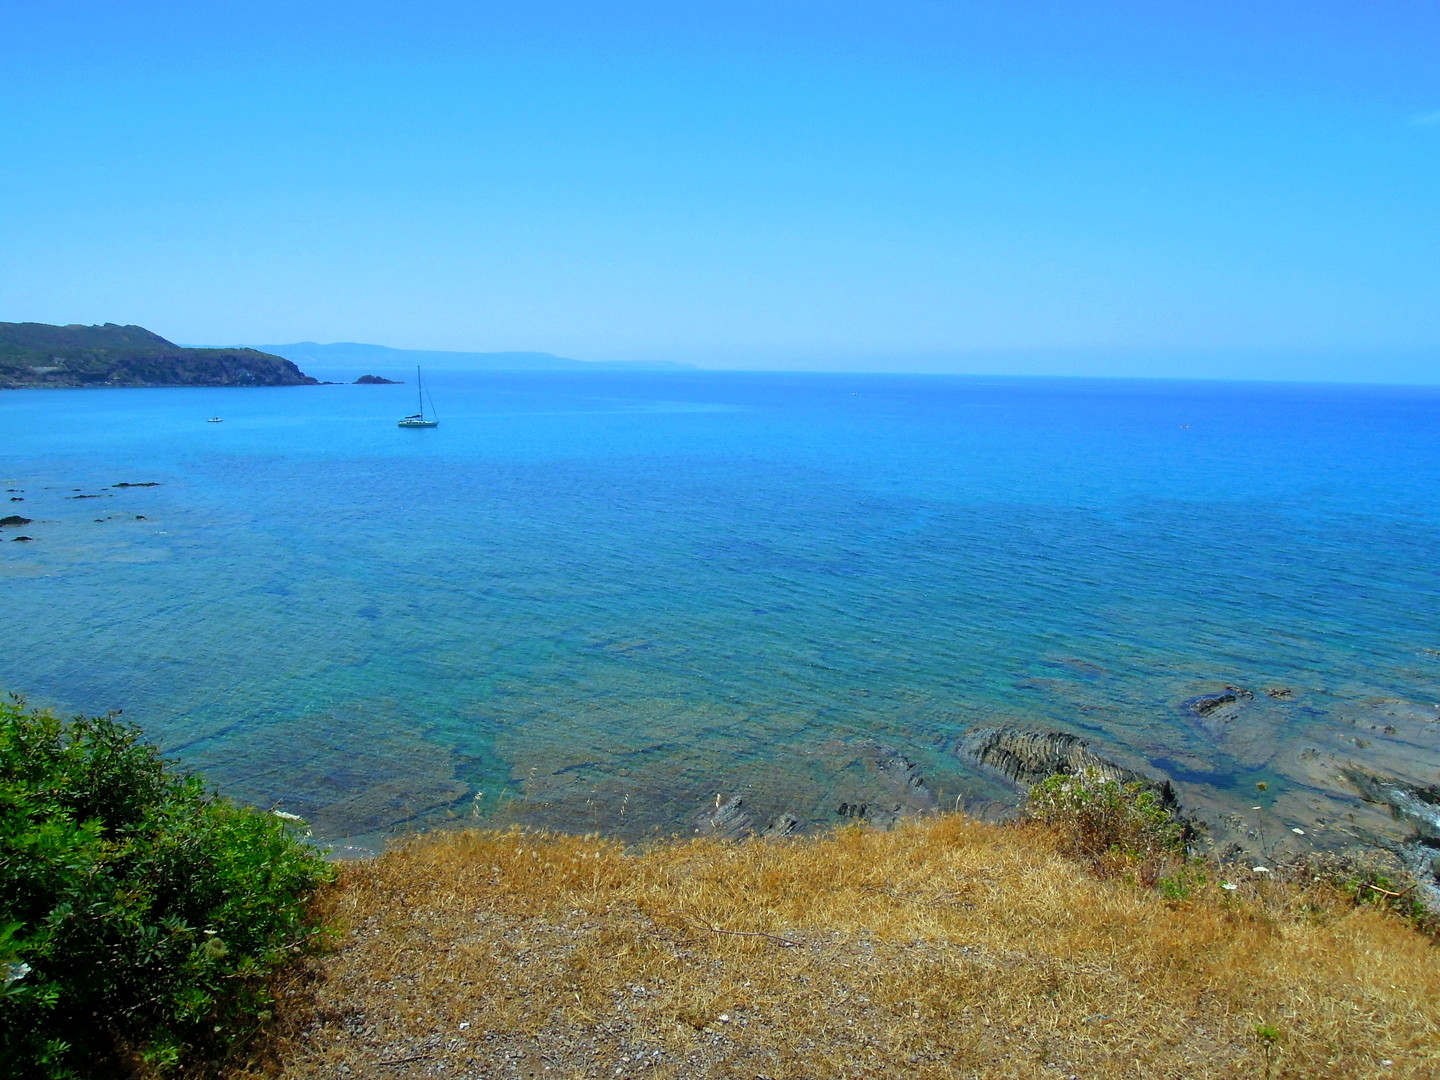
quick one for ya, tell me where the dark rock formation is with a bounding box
[111,482,161,488]
[1183,687,1254,734]
[761,813,800,839]
[11,535,33,542]
[690,798,806,841]
[1342,768,1440,906]
[832,741,939,829]
[867,742,937,808]
[354,374,401,384]
[958,727,1183,815]
[693,794,755,840]
[0,322,319,389]
[1344,769,1440,842]
[0,515,32,527]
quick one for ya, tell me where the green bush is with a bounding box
[1025,767,1187,883]
[0,697,334,1077]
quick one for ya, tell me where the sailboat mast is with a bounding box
[417,366,423,417]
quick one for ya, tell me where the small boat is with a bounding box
[207,417,223,423]
[397,367,439,428]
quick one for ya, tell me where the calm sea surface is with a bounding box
[3,372,1438,850]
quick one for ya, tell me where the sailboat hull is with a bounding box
[398,366,439,427]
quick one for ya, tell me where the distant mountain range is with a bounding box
[257,341,694,373]
[0,322,316,389]
[0,322,694,390]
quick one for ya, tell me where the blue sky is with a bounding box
[3,1,1439,379]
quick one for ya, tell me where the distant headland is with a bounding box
[0,322,318,389]
[258,340,695,373]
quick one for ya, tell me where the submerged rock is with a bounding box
[1182,687,1254,734]
[822,740,941,830]
[761,813,800,839]
[849,740,937,810]
[0,515,32,527]
[694,794,755,840]
[869,743,936,807]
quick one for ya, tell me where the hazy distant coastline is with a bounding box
[0,321,696,390]
[256,340,696,374]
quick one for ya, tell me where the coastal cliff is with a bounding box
[0,322,318,388]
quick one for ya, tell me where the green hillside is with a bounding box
[0,322,318,388]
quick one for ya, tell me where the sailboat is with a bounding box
[397,367,439,428]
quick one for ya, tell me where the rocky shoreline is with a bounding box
[615,720,1440,911]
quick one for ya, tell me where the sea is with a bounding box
[3,371,1438,853]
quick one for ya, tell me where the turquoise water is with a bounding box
[3,373,1439,851]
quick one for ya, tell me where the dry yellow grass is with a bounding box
[231,816,1439,1080]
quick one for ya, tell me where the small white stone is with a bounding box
[1291,827,1305,835]
[1253,866,1271,874]
[718,1013,730,1023]
[1221,882,1238,891]
[458,1022,470,1030]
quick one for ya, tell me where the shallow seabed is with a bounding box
[2,372,1438,852]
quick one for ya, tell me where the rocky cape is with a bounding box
[0,322,318,389]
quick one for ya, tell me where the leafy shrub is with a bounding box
[0,697,333,1077]
[1155,863,1210,902]
[1024,767,1187,883]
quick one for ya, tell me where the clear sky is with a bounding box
[3,1,1439,380]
